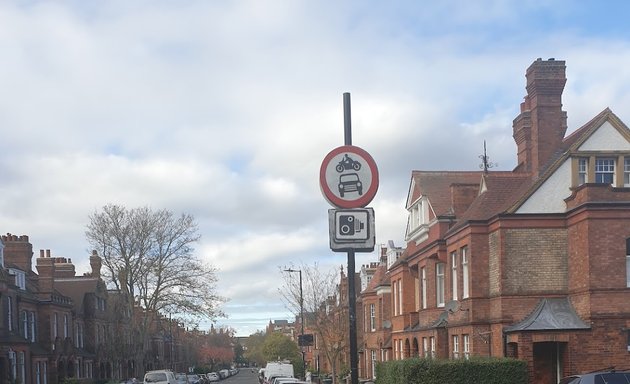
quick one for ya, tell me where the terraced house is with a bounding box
[363,58,630,384]
[0,234,193,384]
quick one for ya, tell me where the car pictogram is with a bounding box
[338,173,363,197]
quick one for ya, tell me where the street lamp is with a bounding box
[284,268,305,380]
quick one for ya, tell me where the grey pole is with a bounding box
[343,92,358,384]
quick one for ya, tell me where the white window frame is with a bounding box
[398,279,403,315]
[453,335,460,359]
[430,337,436,358]
[462,247,469,299]
[451,252,458,301]
[578,157,588,185]
[436,264,445,307]
[370,304,376,331]
[463,334,470,360]
[626,238,630,288]
[421,267,427,309]
[371,350,377,379]
[8,268,26,290]
[595,157,615,185]
[625,158,630,187]
[422,337,428,357]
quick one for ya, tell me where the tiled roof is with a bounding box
[408,171,483,216]
[363,263,390,293]
[447,172,532,234]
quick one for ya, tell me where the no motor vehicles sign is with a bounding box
[319,145,379,209]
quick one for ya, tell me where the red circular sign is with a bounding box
[320,145,379,208]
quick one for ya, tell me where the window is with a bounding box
[64,314,69,338]
[430,337,436,358]
[578,158,588,185]
[462,247,469,299]
[463,334,470,359]
[18,352,25,384]
[371,350,377,379]
[398,279,403,315]
[30,312,36,342]
[626,238,630,288]
[453,335,460,359]
[422,337,428,357]
[421,267,427,309]
[392,280,398,316]
[52,313,58,338]
[625,158,630,187]
[9,350,16,382]
[8,268,26,290]
[7,297,13,332]
[21,311,29,339]
[595,158,615,184]
[370,304,376,331]
[436,264,445,307]
[451,252,458,301]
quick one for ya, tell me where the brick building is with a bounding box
[0,234,194,384]
[377,58,630,384]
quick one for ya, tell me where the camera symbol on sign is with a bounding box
[334,210,370,241]
[339,215,364,236]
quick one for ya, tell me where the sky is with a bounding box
[3,0,630,337]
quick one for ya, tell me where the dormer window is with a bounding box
[8,268,26,290]
[624,158,630,187]
[406,197,430,243]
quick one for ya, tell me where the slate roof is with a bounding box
[504,297,590,332]
[54,278,100,315]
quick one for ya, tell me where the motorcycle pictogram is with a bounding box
[336,154,362,173]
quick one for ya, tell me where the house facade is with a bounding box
[0,234,195,384]
[360,58,630,384]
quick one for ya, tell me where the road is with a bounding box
[219,369,260,384]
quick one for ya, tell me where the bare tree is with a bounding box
[280,263,347,384]
[86,204,224,370]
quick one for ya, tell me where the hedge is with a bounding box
[374,357,527,384]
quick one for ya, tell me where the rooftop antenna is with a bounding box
[479,140,498,173]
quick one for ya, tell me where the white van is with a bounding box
[144,370,177,384]
[263,361,294,384]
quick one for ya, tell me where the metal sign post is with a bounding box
[320,93,378,384]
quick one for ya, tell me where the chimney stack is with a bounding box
[36,249,55,294]
[90,250,102,278]
[513,58,567,175]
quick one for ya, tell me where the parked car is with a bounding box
[218,369,230,379]
[187,374,201,384]
[559,369,630,384]
[175,373,187,384]
[206,372,220,382]
[144,370,177,384]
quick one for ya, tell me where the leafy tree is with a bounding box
[280,263,346,383]
[244,331,267,367]
[85,204,224,372]
[261,332,300,363]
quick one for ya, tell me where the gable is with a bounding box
[577,121,630,151]
[515,159,572,214]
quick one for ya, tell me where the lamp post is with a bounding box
[284,268,305,380]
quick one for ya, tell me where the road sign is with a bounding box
[328,208,375,252]
[320,145,379,208]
